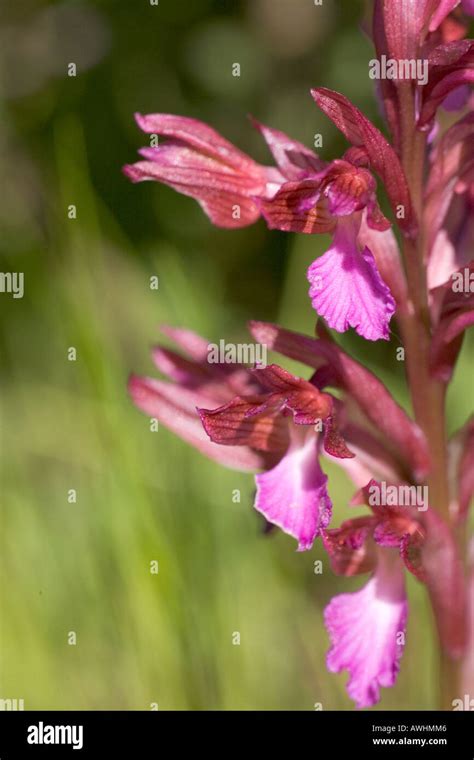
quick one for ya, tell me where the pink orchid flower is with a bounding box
[323,477,466,708]
[129,326,351,551]
[126,0,474,710]
[128,319,469,708]
[199,362,354,552]
[124,110,401,341]
[123,113,285,229]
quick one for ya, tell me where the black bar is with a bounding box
[0,711,472,757]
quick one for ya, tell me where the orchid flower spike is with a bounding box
[127,0,474,709]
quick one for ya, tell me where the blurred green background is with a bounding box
[1,0,473,710]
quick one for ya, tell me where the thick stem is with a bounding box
[396,83,461,708]
[400,301,449,515]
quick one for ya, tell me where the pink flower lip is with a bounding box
[325,550,408,708]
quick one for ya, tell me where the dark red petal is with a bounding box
[134,112,262,174]
[372,1,402,148]
[399,531,426,581]
[323,417,355,459]
[311,87,416,235]
[365,200,392,232]
[322,516,377,576]
[251,364,310,392]
[199,396,290,453]
[123,158,263,229]
[134,143,265,194]
[354,479,429,581]
[256,179,335,234]
[252,364,334,423]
